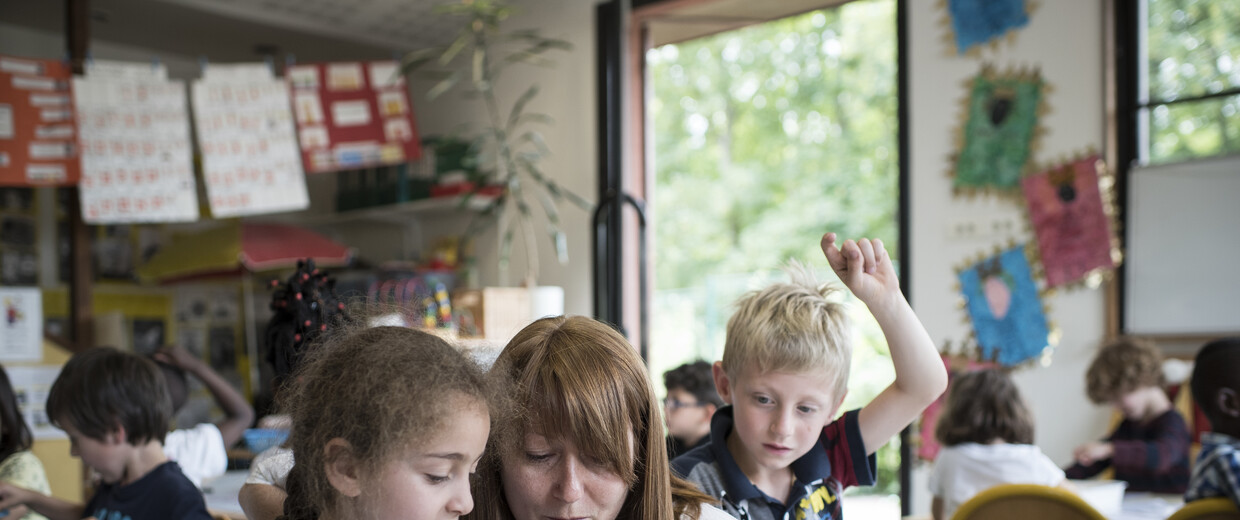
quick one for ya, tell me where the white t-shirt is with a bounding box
[163,423,228,489]
[692,504,734,520]
[928,442,1065,520]
[245,445,294,489]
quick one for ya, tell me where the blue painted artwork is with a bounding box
[958,245,1050,366]
[948,0,1030,55]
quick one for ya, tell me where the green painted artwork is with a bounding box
[954,67,1044,192]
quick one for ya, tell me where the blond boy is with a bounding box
[673,233,948,520]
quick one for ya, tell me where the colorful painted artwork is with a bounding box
[957,245,1051,367]
[944,0,1031,55]
[1022,155,1119,288]
[953,66,1045,194]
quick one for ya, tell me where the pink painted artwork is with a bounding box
[1021,155,1116,288]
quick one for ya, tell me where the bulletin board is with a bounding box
[1124,155,1240,336]
[286,61,422,173]
[0,55,80,187]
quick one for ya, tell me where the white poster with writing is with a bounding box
[5,366,66,439]
[74,71,199,223]
[192,66,308,217]
[0,287,42,362]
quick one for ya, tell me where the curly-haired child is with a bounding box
[278,326,491,519]
[1065,337,1191,493]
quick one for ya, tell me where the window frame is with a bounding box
[595,0,913,513]
[1109,0,1237,341]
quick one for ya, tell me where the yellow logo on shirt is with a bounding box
[794,486,837,520]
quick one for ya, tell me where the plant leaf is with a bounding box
[440,32,472,66]
[551,228,568,264]
[518,158,594,211]
[426,70,462,100]
[499,225,514,275]
[472,47,486,86]
[400,48,443,75]
[513,112,554,129]
[514,130,551,156]
[507,85,540,131]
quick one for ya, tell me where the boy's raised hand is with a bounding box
[821,232,899,312]
[153,343,200,370]
[823,232,948,456]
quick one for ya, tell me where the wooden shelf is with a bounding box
[249,194,497,227]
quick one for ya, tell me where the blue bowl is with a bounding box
[243,428,289,454]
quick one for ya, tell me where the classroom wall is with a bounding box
[409,0,598,317]
[905,0,1112,513]
[0,22,201,79]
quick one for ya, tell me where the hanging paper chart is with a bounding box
[192,64,309,218]
[0,55,80,186]
[74,61,198,223]
[286,60,422,173]
[957,245,1052,367]
[952,65,1047,195]
[1022,154,1121,288]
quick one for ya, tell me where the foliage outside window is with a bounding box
[1140,0,1240,163]
[646,0,900,497]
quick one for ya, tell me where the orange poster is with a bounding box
[0,55,80,186]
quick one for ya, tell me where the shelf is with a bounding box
[249,194,497,227]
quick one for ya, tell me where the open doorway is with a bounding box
[643,0,901,516]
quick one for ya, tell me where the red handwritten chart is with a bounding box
[192,65,308,218]
[74,63,198,223]
[0,55,79,186]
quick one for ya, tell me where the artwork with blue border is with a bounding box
[958,245,1050,366]
[948,0,1030,55]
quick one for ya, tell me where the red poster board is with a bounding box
[1021,155,1117,288]
[0,55,80,186]
[286,61,422,173]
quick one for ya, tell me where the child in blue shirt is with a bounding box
[673,233,948,520]
[1185,337,1240,507]
[0,347,212,520]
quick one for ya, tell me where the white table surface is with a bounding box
[202,469,249,519]
[1111,492,1184,520]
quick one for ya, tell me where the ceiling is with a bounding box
[0,0,469,63]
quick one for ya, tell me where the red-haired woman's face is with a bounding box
[500,432,633,520]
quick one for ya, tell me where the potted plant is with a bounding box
[402,0,592,287]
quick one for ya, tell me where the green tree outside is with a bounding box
[646,0,901,497]
[1144,0,1240,163]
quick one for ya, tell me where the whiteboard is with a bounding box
[1125,155,1240,335]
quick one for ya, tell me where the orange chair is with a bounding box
[951,484,1107,520]
[1168,498,1240,520]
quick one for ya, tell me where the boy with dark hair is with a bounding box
[665,360,725,459]
[1066,337,1191,493]
[0,347,212,520]
[1185,337,1240,507]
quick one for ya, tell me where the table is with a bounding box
[1112,492,1184,520]
[202,469,249,520]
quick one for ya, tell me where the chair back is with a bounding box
[952,484,1107,520]
[1168,498,1240,520]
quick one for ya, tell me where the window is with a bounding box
[646,1,901,513]
[1137,0,1240,164]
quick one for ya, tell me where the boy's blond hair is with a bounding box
[722,262,851,399]
[1085,336,1164,404]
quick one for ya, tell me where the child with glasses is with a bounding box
[665,361,725,460]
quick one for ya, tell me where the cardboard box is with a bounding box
[452,287,531,343]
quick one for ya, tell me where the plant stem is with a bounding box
[475,22,538,283]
